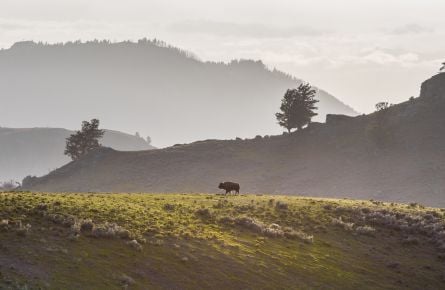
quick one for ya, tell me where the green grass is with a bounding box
[1,192,444,289]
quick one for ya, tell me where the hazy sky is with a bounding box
[0,0,444,114]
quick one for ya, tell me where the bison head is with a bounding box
[218,182,225,189]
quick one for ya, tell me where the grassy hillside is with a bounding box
[1,192,445,289]
[25,73,445,206]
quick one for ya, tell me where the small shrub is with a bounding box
[120,274,135,286]
[361,207,371,214]
[16,223,31,236]
[275,201,289,210]
[35,203,48,211]
[323,204,333,211]
[126,240,142,251]
[402,236,419,245]
[46,213,76,228]
[263,223,284,237]
[92,222,130,239]
[331,217,354,231]
[284,228,314,244]
[80,219,94,233]
[355,225,375,236]
[195,208,212,220]
[234,205,255,212]
[218,216,235,225]
[213,200,228,209]
[426,211,440,218]
[163,203,176,211]
[0,220,9,232]
[235,217,265,233]
[334,206,350,214]
[408,202,424,209]
[68,233,80,241]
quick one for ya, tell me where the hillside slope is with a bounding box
[0,40,356,147]
[1,192,445,289]
[25,73,445,206]
[0,128,154,181]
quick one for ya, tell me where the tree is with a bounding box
[375,102,391,112]
[64,119,105,160]
[275,83,319,133]
[22,175,38,188]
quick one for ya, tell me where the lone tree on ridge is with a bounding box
[65,119,105,161]
[276,83,319,133]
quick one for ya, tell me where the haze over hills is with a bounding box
[0,39,356,147]
[0,127,153,182]
[25,73,445,206]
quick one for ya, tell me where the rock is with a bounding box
[420,73,445,99]
[326,114,355,125]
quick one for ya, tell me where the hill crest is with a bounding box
[0,127,154,182]
[23,73,445,206]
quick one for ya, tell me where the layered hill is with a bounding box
[24,73,445,206]
[0,40,356,147]
[1,192,445,289]
[0,128,154,182]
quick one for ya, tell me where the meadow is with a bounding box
[1,191,445,289]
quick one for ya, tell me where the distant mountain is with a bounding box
[24,73,445,206]
[0,40,357,147]
[0,127,154,181]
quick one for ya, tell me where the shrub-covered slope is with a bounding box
[1,192,445,289]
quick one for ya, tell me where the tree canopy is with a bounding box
[375,102,391,112]
[64,119,105,161]
[276,83,319,133]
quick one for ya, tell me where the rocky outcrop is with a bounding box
[325,114,356,125]
[420,73,445,99]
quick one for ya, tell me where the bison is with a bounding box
[218,181,240,195]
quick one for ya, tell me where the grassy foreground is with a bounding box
[1,192,445,289]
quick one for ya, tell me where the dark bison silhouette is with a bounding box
[218,182,240,194]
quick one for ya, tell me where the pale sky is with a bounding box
[0,0,444,113]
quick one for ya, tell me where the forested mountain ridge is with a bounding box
[0,39,357,147]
